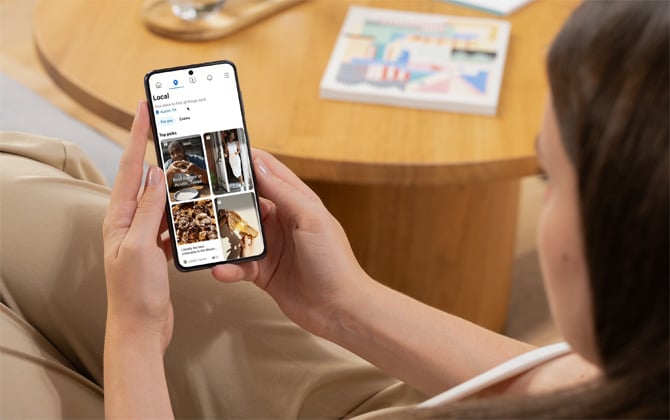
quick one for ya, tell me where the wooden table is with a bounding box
[33,0,579,331]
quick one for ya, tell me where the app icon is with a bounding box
[207,74,213,81]
[155,82,162,88]
[189,76,196,83]
[173,79,178,86]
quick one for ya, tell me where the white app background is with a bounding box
[148,63,243,136]
[148,63,263,267]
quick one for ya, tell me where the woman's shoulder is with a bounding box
[480,344,601,398]
[418,342,601,409]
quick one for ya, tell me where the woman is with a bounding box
[102,1,668,417]
[225,130,245,189]
[0,1,666,418]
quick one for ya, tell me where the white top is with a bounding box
[444,0,535,16]
[227,142,242,178]
[418,342,571,408]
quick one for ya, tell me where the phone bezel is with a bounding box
[144,60,267,272]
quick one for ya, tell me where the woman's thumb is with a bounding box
[128,165,167,243]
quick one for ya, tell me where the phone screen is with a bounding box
[145,60,266,271]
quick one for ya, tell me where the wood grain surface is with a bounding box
[33,0,579,184]
[28,0,579,330]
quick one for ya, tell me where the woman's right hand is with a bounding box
[213,150,536,399]
[211,149,371,337]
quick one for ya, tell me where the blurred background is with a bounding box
[0,0,559,345]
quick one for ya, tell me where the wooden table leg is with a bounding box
[307,179,521,332]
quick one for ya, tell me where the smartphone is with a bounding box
[145,60,266,271]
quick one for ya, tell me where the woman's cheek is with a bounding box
[537,198,563,327]
[537,191,557,280]
[544,184,553,202]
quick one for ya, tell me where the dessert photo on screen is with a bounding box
[215,193,263,260]
[171,199,219,245]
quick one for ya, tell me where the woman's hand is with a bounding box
[103,101,173,352]
[102,101,175,419]
[211,149,371,337]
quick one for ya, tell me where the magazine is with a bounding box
[319,6,511,115]
[442,0,535,16]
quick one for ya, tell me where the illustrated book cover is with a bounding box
[319,6,511,115]
[442,0,535,16]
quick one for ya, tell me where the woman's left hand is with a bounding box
[102,100,173,352]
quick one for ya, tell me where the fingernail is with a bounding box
[148,165,161,185]
[256,157,270,176]
[135,100,144,116]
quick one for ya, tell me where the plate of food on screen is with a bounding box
[174,187,199,201]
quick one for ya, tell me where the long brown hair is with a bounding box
[547,0,669,390]
[387,1,669,418]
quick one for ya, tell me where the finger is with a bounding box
[103,101,150,251]
[160,233,173,262]
[158,212,172,260]
[159,212,169,234]
[211,262,258,284]
[252,152,325,219]
[110,101,150,206]
[252,149,322,203]
[258,196,275,220]
[126,165,167,245]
